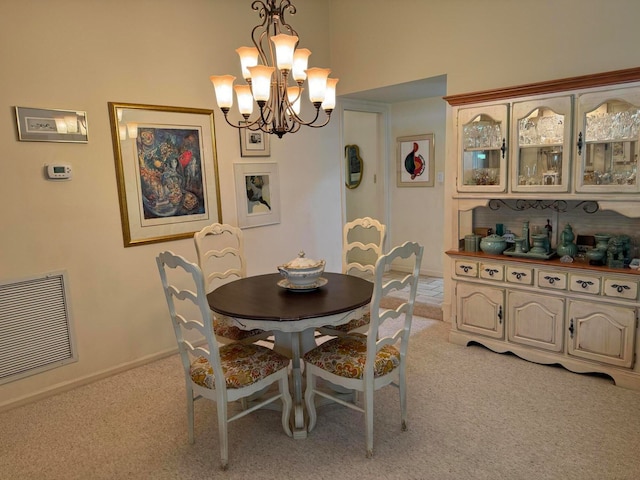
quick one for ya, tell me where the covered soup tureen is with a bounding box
[277,251,325,287]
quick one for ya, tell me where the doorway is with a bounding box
[341,101,390,238]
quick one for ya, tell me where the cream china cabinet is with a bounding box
[444,67,640,390]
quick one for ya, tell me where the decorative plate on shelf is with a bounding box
[277,277,328,292]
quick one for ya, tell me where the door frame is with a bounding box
[338,98,391,253]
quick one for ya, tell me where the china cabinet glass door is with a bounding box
[511,96,572,193]
[576,86,640,193]
[457,104,508,193]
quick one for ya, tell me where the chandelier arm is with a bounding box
[287,104,322,126]
[306,112,333,128]
[220,108,272,133]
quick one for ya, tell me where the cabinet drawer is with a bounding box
[506,265,533,285]
[537,270,567,290]
[569,273,601,295]
[479,263,504,281]
[455,260,478,278]
[603,277,638,300]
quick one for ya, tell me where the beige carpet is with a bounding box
[2,318,639,479]
[380,296,443,321]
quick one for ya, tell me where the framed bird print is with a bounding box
[233,162,280,228]
[397,134,435,187]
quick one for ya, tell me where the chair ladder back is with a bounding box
[342,217,387,280]
[194,223,247,292]
[366,241,424,360]
[156,251,225,390]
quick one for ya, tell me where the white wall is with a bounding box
[0,0,338,409]
[329,0,640,97]
[389,97,447,276]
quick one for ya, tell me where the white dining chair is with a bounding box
[194,223,272,344]
[318,216,387,336]
[156,251,292,470]
[303,241,423,458]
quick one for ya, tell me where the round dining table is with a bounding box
[207,272,373,439]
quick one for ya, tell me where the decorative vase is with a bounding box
[530,234,550,255]
[557,224,578,257]
[480,234,508,255]
[594,233,612,251]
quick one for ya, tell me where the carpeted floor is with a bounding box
[1,317,639,479]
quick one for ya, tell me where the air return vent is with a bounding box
[0,271,77,385]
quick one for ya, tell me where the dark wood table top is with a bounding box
[207,272,373,322]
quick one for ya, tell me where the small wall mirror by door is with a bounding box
[345,144,363,189]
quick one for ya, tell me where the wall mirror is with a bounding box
[345,144,363,189]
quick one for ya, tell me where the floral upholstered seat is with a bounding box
[322,312,370,334]
[303,333,399,379]
[190,343,290,389]
[213,316,265,342]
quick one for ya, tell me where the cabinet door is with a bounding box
[575,86,640,193]
[507,290,564,352]
[511,96,573,193]
[457,105,508,193]
[456,282,504,338]
[567,300,637,368]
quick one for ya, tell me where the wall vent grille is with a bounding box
[0,272,77,385]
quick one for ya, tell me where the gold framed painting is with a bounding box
[108,102,222,247]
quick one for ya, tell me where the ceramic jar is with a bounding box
[480,234,508,255]
[277,251,325,287]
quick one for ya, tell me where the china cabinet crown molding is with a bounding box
[444,66,640,106]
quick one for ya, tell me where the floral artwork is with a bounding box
[136,127,205,219]
[109,102,221,246]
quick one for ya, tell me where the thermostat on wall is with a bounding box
[46,164,72,180]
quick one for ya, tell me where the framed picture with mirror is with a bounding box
[345,144,363,189]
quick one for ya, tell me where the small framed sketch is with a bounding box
[15,106,88,143]
[239,123,270,157]
[397,133,435,187]
[234,162,280,228]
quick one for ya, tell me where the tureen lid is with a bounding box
[282,251,324,269]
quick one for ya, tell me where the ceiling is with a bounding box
[338,75,447,104]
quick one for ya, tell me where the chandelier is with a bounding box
[210,0,338,138]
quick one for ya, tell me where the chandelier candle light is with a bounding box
[210,0,338,138]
